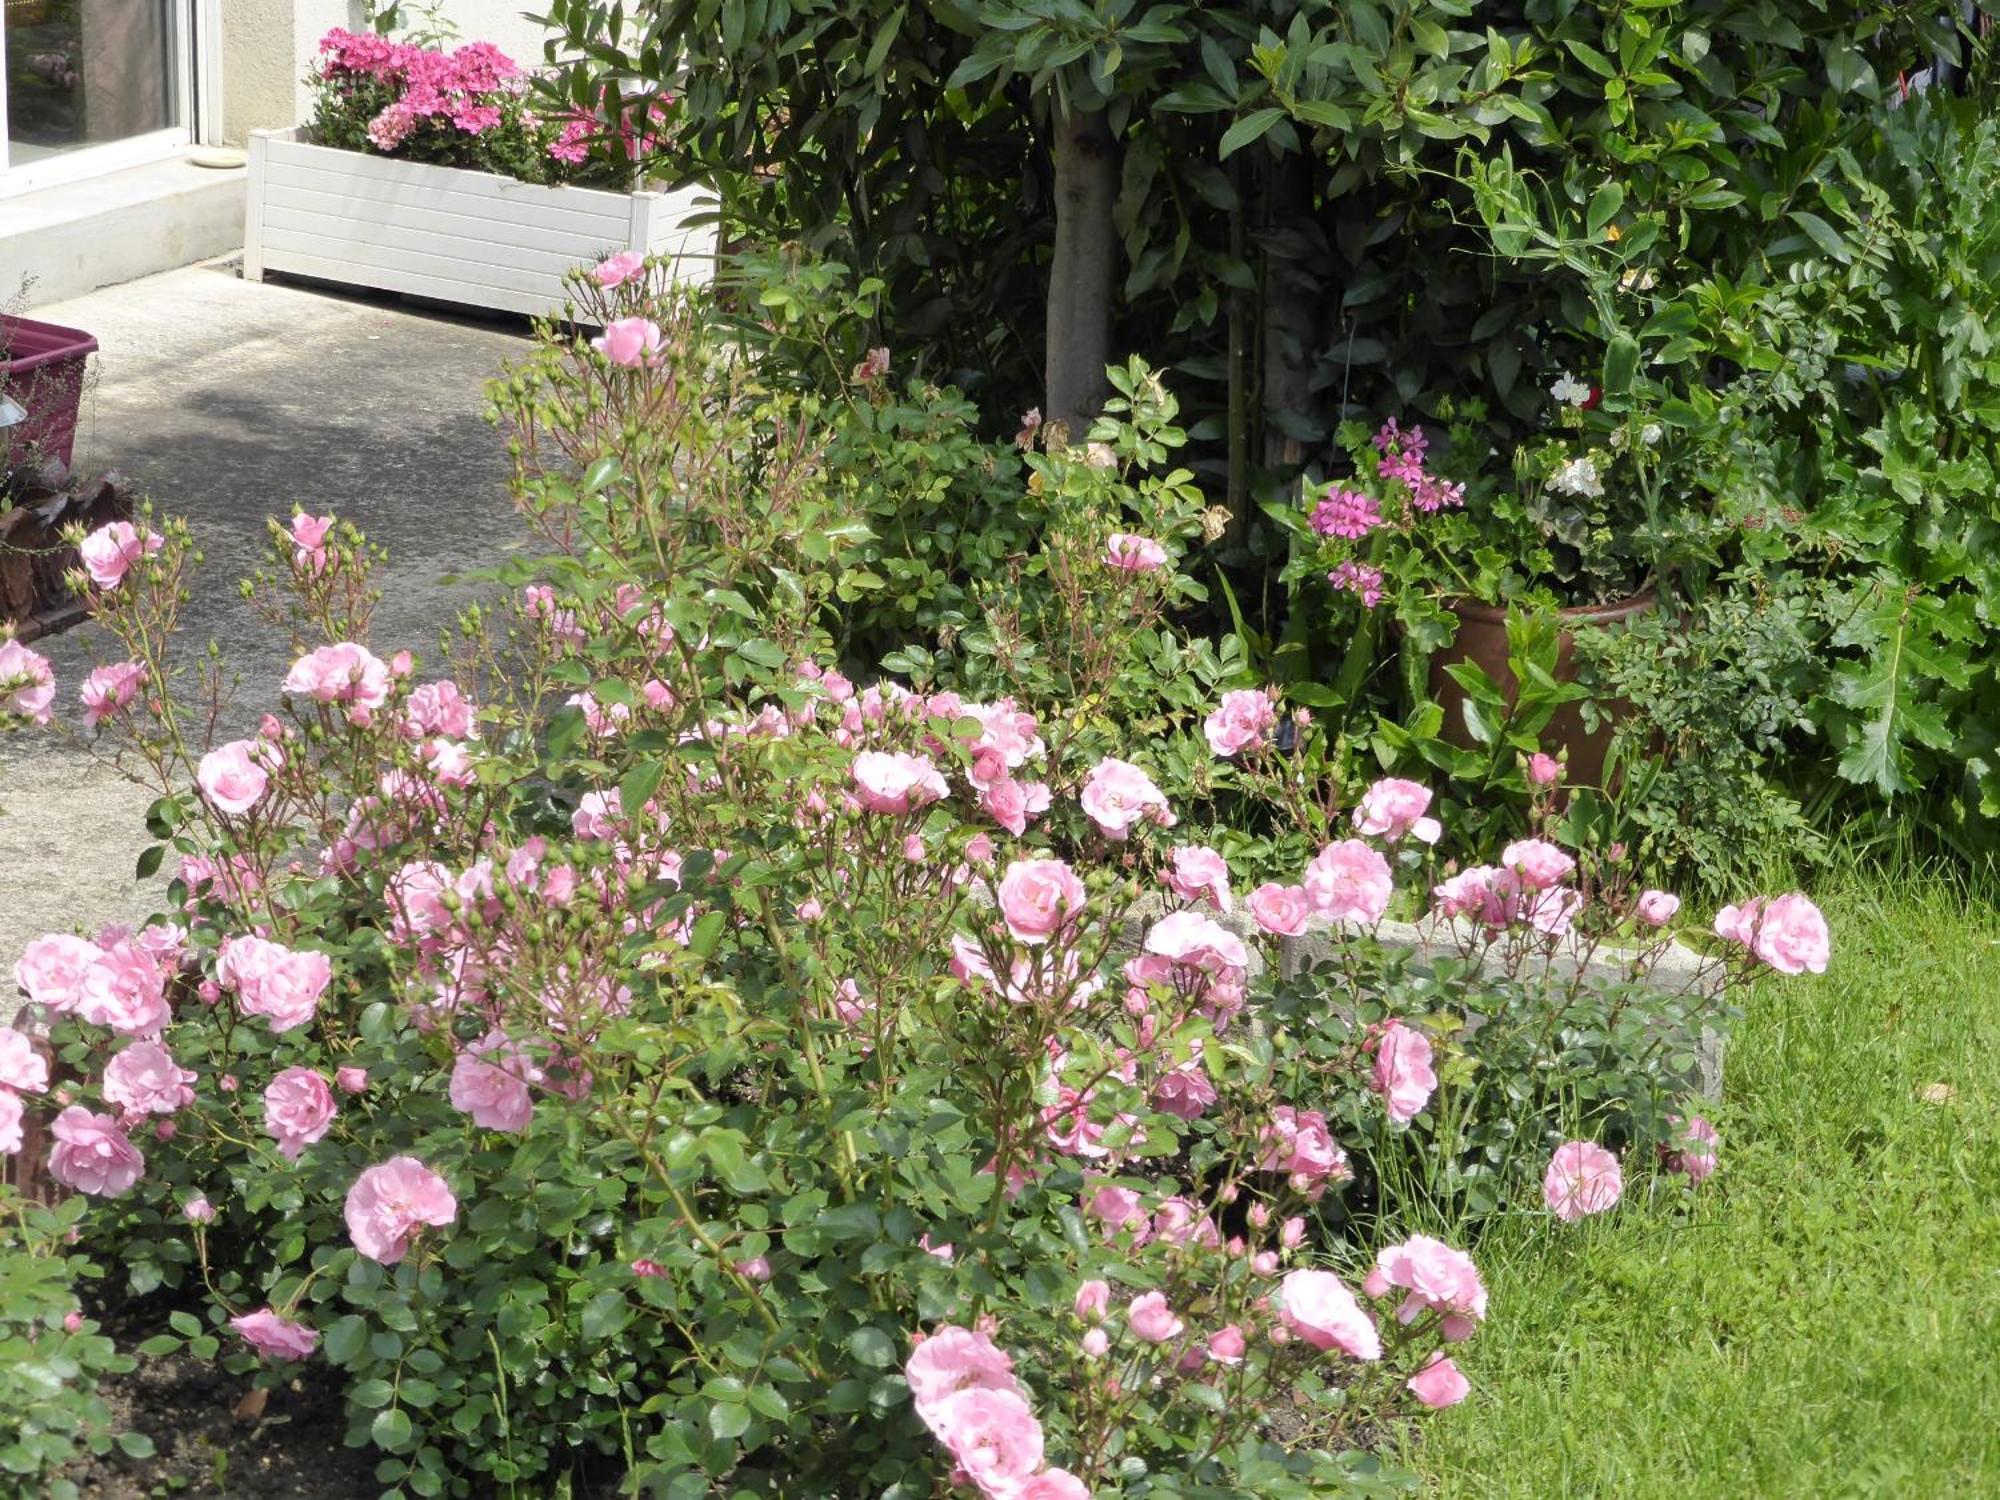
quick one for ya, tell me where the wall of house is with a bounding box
[219,0,558,146]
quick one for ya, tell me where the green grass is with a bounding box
[1412,868,2000,1499]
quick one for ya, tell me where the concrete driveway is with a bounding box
[2,258,535,986]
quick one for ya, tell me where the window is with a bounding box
[1,0,190,180]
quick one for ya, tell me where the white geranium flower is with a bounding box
[1549,373,1593,406]
[1549,456,1604,498]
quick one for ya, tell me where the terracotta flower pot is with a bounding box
[1428,588,1656,790]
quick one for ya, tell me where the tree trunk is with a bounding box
[1260,153,1317,472]
[1044,106,1119,438]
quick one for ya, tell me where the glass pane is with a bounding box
[4,0,179,164]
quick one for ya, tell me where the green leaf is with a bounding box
[1218,108,1284,160]
[136,844,166,880]
[370,1408,414,1451]
[115,1432,155,1459]
[708,1400,750,1441]
[1788,211,1851,263]
[580,1290,632,1341]
[847,1327,896,1367]
[323,1314,369,1365]
[620,760,666,820]
[1585,182,1625,238]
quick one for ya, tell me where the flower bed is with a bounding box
[0,264,1830,1497]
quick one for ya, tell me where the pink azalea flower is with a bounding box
[1543,1140,1623,1222]
[1278,1269,1381,1359]
[1370,1021,1437,1123]
[230,1308,318,1361]
[46,1106,145,1196]
[263,1067,336,1160]
[344,1156,457,1265]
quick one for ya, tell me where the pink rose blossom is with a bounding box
[448,1030,538,1133]
[1162,845,1232,911]
[16,934,100,1012]
[184,1195,216,1223]
[344,1156,457,1265]
[77,521,161,589]
[1500,838,1576,892]
[1258,1105,1350,1184]
[925,1386,1045,1494]
[1527,752,1563,787]
[1636,889,1681,927]
[1204,689,1277,758]
[262,1067,336,1160]
[1303,839,1393,924]
[1279,1270,1381,1359]
[47,1106,145,1196]
[1104,533,1168,572]
[335,1066,368,1094]
[1152,1057,1218,1120]
[0,1091,20,1156]
[1667,1113,1719,1185]
[231,1307,317,1360]
[591,250,646,288]
[1080,1327,1109,1358]
[591,316,665,367]
[1074,1280,1110,1322]
[1080,757,1174,839]
[1715,892,1829,975]
[734,1255,772,1282]
[1371,1021,1437,1123]
[1085,1181,1146,1235]
[1019,1471,1092,1500]
[1543,1140,1623,1222]
[406,680,477,739]
[217,936,332,1033]
[101,1041,195,1117]
[0,1027,48,1093]
[905,1325,1020,1413]
[1247,882,1313,937]
[196,740,271,816]
[1407,1353,1470,1408]
[1352,778,1442,845]
[851,750,949,814]
[80,661,147,727]
[1127,1290,1184,1343]
[1374,1235,1486,1326]
[283,643,392,718]
[76,942,171,1036]
[0,639,56,725]
[1143,910,1249,973]
[1207,1324,1247,1365]
[995,859,1087,944]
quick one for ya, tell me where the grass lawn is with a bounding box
[1411,866,2000,1499]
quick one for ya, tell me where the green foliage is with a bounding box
[0,1191,135,1492]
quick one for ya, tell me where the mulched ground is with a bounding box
[62,1355,375,1500]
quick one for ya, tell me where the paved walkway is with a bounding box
[3,258,532,988]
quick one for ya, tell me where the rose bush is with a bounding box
[0,263,1828,1496]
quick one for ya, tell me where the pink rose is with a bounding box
[1373,1235,1486,1326]
[1278,1270,1381,1359]
[1247,882,1312,937]
[1667,1113,1719,1185]
[217,936,332,1033]
[262,1067,335,1160]
[1073,1279,1110,1322]
[590,316,665,367]
[1143,909,1248,973]
[282,643,392,716]
[77,521,160,589]
[1085,1181,1146,1235]
[1636,889,1680,927]
[1543,1140,1623,1222]
[1152,1058,1217,1120]
[1407,1353,1470,1409]
[850,750,949,814]
[1526,752,1563,787]
[590,250,646,288]
[0,1091,21,1155]
[1126,1290,1184,1343]
[101,1041,195,1117]
[1203,689,1276,758]
[905,1325,1020,1415]
[1500,838,1575,892]
[1370,1021,1438,1124]
[46,1105,145,1196]
[1207,1324,1247,1365]
[1526,886,1584,938]
[196,740,271,816]
[734,1256,772,1281]
[1718,892,1829,976]
[1258,1105,1350,1184]
[75,942,171,1036]
[1303,839,1393,924]
[230,1308,318,1361]
[1104,533,1168,572]
[0,639,56,725]
[995,859,1086,944]
[184,1195,216,1223]
[1080,1327,1109,1358]
[1162,845,1232,911]
[1080,757,1174,839]
[80,661,147,727]
[979,775,1051,836]
[925,1386,1045,1494]
[1430,865,1516,929]
[1352,778,1442,845]
[335,1066,368,1095]
[405,680,477,739]
[1018,1471,1092,1500]
[344,1156,457,1265]
[448,1030,538,1133]
[0,1026,49,1093]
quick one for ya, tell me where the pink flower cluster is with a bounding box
[1713,892,1829,975]
[1430,837,1583,937]
[1310,486,1382,539]
[316,30,523,148]
[16,922,186,1037]
[906,1326,1088,1498]
[344,1155,457,1265]
[1203,688,1276,758]
[0,638,56,725]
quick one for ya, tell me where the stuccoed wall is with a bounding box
[219,0,558,145]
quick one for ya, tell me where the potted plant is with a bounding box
[1,314,98,474]
[243,27,714,317]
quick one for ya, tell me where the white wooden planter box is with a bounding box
[243,129,715,317]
